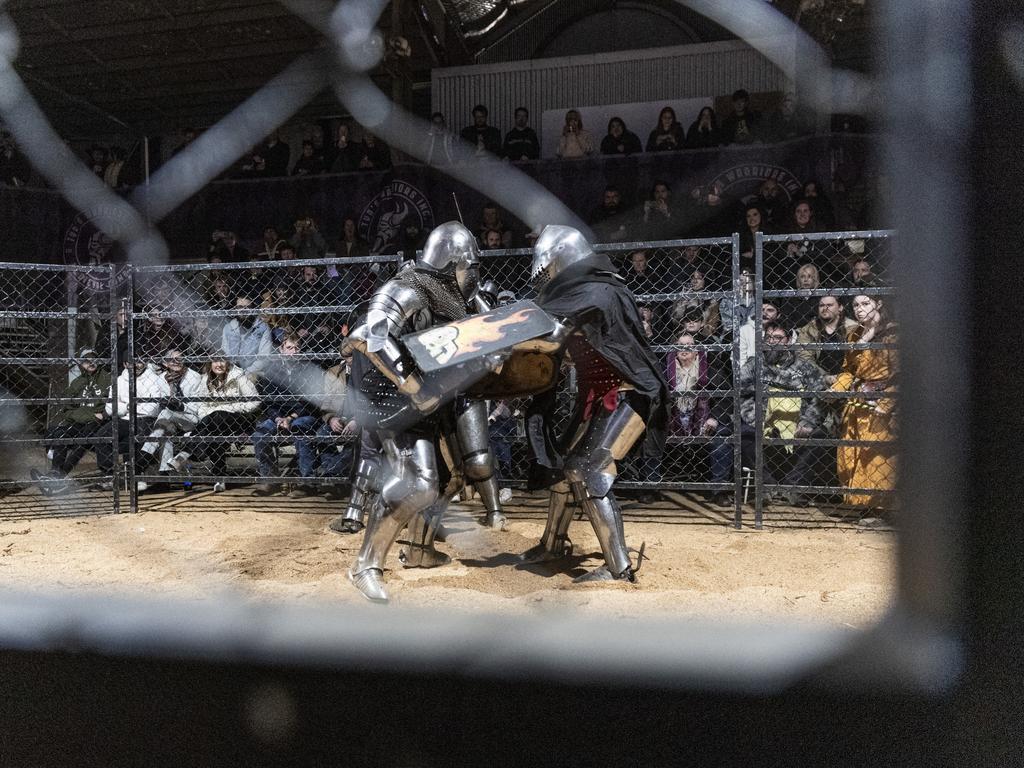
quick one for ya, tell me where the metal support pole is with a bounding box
[109,268,121,514]
[753,232,765,529]
[729,232,743,529]
[125,271,137,514]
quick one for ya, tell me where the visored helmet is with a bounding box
[531,225,594,292]
[419,221,481,301]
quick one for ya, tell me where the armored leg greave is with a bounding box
[517,480,573,564]
[348,436,441,603]
[563,397,645,581]
[342,456,380,527]
[457,399,505,528]
[569,482,633,578]
[399,504,451,568]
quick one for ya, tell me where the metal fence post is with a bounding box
[109,267,120,514]
[125,270,137,514]
[729,232,743,528]
[753,232,765,530]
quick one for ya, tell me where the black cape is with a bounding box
[526,254,670,483]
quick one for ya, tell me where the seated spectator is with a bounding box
[95,357,172,490]
[621,249,656,295]
[846,257,879,287]
[95,305,130,369]
[482,229,504,250]
[761,92,813,143]
[294,266,334,349]
[261,284,296,345]
[290,216,327,260]
[424,112,456,166]
[317,342,359,489]
[502,107,540,161]
[135,309,187,361]
[637,304,656,342]
[640,180,684,241]
[666,332,717,438]
[263,132,290,177]
[336,216,369,259]
[720,88,760,145]
[141,348,204,482]
[781,263,822,330]
[718,269,756,334]
[205,274,235,311]
[677,305,721,349]
[251,334,324,497]
[687,181,735,238]
[761,300,789,337]
[768,198,828,287]
[802,179,835,228]
[31,349,112,491]
[222,295,273,379]
[476,202,513,249]
[588,185,631,243]
[671,268,722,338]
[169,354,261,491]
[753,178,788,231]
[237,149,267,179]
[556,110,596,159]
[210,230,250,263]
[184,316,222,358]
[664,244,704,286]
[685,106,721,149]
[796,295,857,377]
[459,104,502,160]
[708,321,829,506]
[258,226,285,260]
[646,106,686,152]
[600,116,643,156]
[291,140,324,176]
[738,203,770,272]
[329,123,361,173]
[396,216,427,262]
[356,132,392,170]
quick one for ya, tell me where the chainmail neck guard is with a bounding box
[401,267,468,322]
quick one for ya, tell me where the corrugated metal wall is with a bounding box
[433,40,789,133]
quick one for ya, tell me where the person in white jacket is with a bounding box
[96,358,172,477]
[169,354,260,492]
[141,348,204,475]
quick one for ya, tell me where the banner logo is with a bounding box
[708,163,803,201]
[62,207,131,293]
[359,180,434,254]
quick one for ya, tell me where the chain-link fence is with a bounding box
[123,253,401,512]
[0,231,897,527]
[752,230,898,527]
[0,262,121,516]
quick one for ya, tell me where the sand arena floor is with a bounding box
[0,483,895,626]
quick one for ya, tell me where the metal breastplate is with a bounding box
[360,270,466,427]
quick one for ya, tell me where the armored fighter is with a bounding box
[517,225,669,582]
[341,221,503,602]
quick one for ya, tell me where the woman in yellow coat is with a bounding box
[831,295,897,507]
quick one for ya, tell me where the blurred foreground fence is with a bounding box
[0,232,896,527]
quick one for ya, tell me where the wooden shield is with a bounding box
[404,300,558,373]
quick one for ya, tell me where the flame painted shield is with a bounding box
[404,300,561,397]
